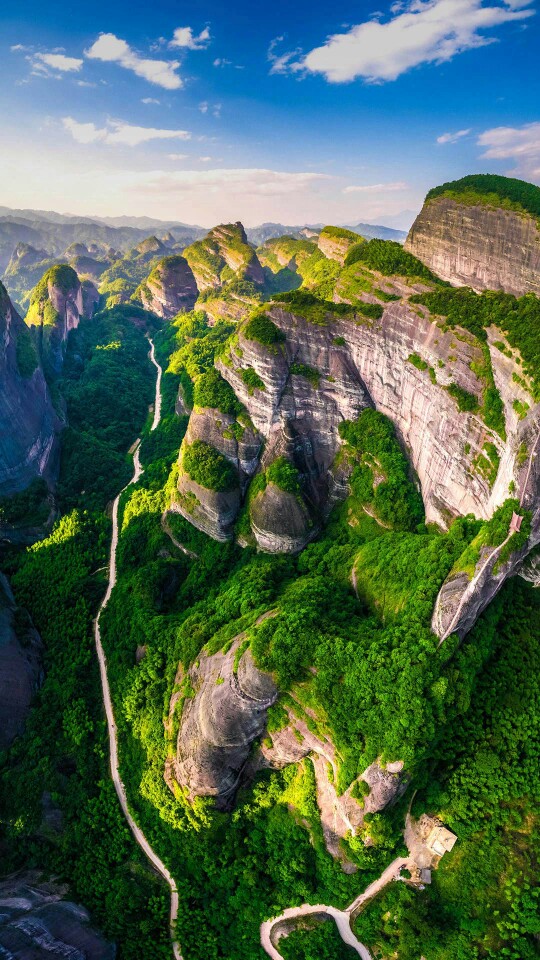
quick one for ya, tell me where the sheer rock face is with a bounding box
[0,872,115,960]
[0,283,58,495]
[140,254,198,319]
[0,574,43,750]
[180,296,540,638]
[183,222,265,292]
[249,482,315,553]
[173,405,262,540]
[173,640,278,809]
[405,196,540,295]
[28,270,96,375]
[317,230,359,265]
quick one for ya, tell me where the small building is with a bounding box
[426,824,457,858]
[419,868,432,884]
[510,512,523,534]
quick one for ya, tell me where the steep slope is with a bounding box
[173,236,540,641]
[138,254,198,319]
[0,281,58,495]
[183,221,265,292]
[405,174,540,295]
[25,264,97,373]
[317,225,365,264]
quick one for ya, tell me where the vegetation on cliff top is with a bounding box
[182,439,238,492]
[427,173,540,220]
[345,238,440,282]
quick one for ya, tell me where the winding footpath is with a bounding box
[93,338,183,960]
[260,856,410,960]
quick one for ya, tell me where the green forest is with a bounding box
[1,241,539,960]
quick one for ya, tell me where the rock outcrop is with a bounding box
[0,872,115,959]
[183,222,265,292]
[317,226,364,265]
[139,254,198,319]
[0,281,58,495]
[172,638,278,809]
[405,186,540,296]
[178,272,540,638]
[0,573,43,750]
[25,264,95,374]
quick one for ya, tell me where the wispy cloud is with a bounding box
[343,180,407,193]
[281,0,534,83]
[85,33,182,89]
[142,97,160,104]
[168,153,190,160]
[478,121,540,179]
[138,167,331,198]
[437,128,471,143]
[268,36,302,75]
[170,26,211,50]
[63,117,191,146]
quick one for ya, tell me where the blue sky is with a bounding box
[0,0,538,227]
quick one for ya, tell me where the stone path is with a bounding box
[93,340,183,960]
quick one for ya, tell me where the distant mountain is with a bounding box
[245,221,407,245]
[345,222,407,242]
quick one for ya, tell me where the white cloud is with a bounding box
[77,80,96,88]
[138,167,330,199]
[168,153,189,160]
[213,57,232,67]
[199,101,209,114]
[437,128,471,143]
[85,33,182,90]
[477,121,540,179]
[142,97,160,104]
[268,36,302,74]
[170,26,211,50]
[288,0,534,83]
[63,117,191,146]
[343,180,407,193]
[33,52,83,72]
[11,44,33,52]
[199,156,213,162]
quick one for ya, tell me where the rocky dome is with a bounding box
[139,254,198,319]
[405,174,540,295]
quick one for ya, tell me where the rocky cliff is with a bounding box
[405,176,540,295]
[139,254,198,319]
[174,259,540,638]
[0,281,58,495]
[25,264,97,374]
[317,226,364,265]
[0,872,115,959]
[183,222,265,292]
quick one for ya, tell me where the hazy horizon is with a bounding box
[1,0,539,225]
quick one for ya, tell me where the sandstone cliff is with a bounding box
[405,181,540,296]
[139,254,198,319]
[25,264,96,374]
[0,872,115,959]
[183,222,264,292]
[176,264,540,638]
[317,226,364,265]
[0,281,58,495]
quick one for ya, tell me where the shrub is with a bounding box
[243,312,285,346]
[193,368,242,416]
[289,362,320,387]
[241,367,265,393]
[345,238,439,281]
[446,383,480,413]
[182,440,237,492]
[266,457,302,496]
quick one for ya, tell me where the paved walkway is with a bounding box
[93,339,182,959]
[260,856,410,960]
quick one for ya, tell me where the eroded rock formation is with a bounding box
[405,195,540,296]
[183,222,264,292]
[0,281,58,495]
[26,265,96,374]
[139,254,198,319]
[172,638,278,809]
[0,872,115,959]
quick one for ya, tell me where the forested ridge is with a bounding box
[0,266,539,960]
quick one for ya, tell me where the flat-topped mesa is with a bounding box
[0,281,59,495]
[405,174,540,295]
[317,225,365,265]
[25,264,97,374]
[183,221,265,292]
[139,254,198,319]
